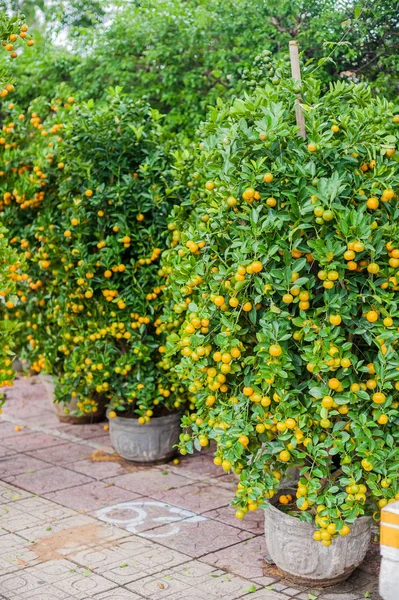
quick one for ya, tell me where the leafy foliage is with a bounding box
[0,224,25,406]
[8,0,399,132]
[161,59,399,542]
[0,8,33,407]
[0,9,33,91]
[0,88,190,418]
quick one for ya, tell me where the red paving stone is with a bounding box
[4,432,67,453]
[43,480,142,511]
[25,413,64,427]
[3,464,94,494]
[107,468,196,495]
[147,481,232,514]
[27,441,93,465]
[85,434,112,445]
[200,535,271,582]
[69,458,142,480]
[95,497,202,534]
[55,423,108,439]
[0,444,18,457]
[138,517,253,557]
[166,453,225,481]
[203,505,265,535]
[0,454,50,478]
[0,420,32,438]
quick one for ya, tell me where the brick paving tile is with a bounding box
[279,586,305,596]
[44,481,141,511]
[106,468,196,496]
[138,516,253,558]
[22,416,64,431]
[317,594,362,600]
[243,591,288,600]
[200,535,272,581]
[0,502,48,533]
[205,473,238,490]
[56,424,107,440]
[0,453,51,478]
[3,465,94,495]
[0,483,32,503]
[80,434,113,447]
[162,453,224,481]
[0,421,31,438]
[0,534,40,573]
[94,590,142,600]
[127,561,258,599]
[146,481,232,514]
[69,458,143,481]
[10,495,76,519]
[12,586,72,600]
[299,567,377,600]
[16,512,100,544]
[54,569,117,599]
[95,498,202,535]
[0,570,49,597]
[27,441,93,465]
[157,592,210,600]
[1,400,50,422]
[0,445,18,458]
[74,536,191,584]
[70,534,155,570]
[203,505,264,535]
[4,432,67,453]
[22,559,80,583]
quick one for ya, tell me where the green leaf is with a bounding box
[81,569,92,577]
[243,584,257,593]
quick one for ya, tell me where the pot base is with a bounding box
[117,450,178,467]
[275,564,357,588]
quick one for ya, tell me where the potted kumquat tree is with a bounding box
[161,55,399,584]
[30,90,189,459]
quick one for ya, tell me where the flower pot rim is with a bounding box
[111,410,181,426]
[264,499,372,528]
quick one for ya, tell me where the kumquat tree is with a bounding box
[162,57,399,545]
[0,89,75,374]
[0,89,190,420]
[44,91,190,420]
[0,10,33,408]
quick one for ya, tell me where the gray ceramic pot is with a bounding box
[41,374,106,424]
[109,412,181,464]
[264,500,371,586]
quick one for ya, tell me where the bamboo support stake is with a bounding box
[289,40,306,139]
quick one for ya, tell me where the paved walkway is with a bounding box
[0,376,381,600]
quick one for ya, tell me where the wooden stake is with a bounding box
[289,40,306,139]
